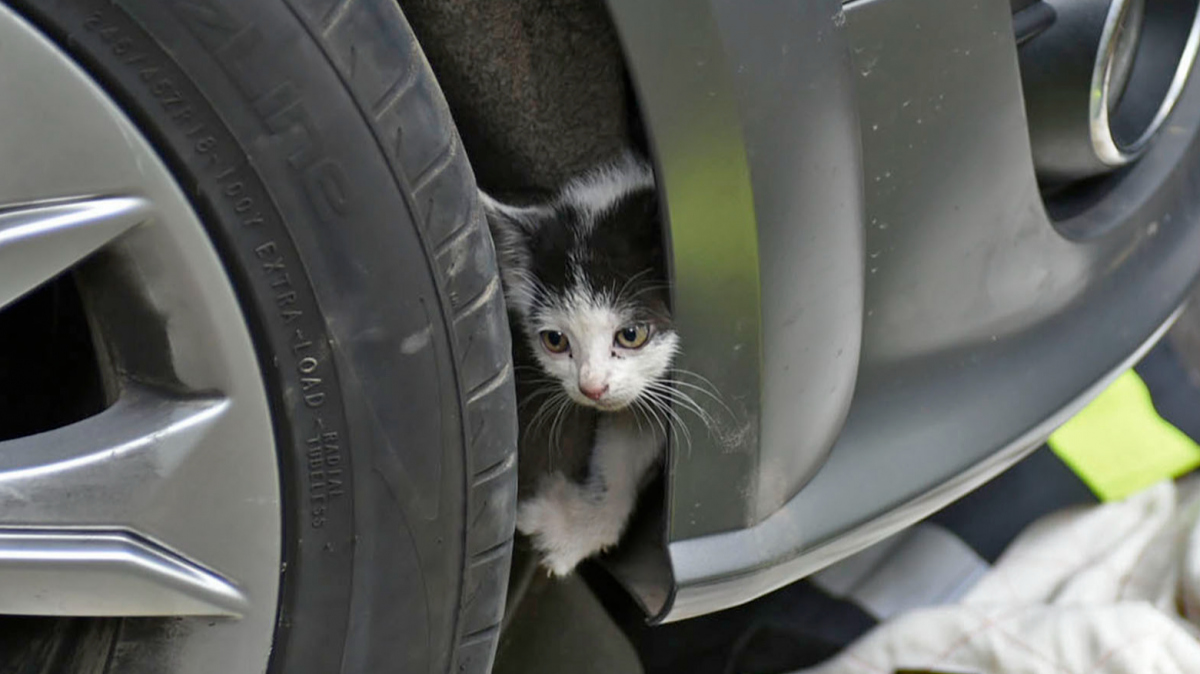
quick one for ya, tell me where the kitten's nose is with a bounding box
[579,383,609,401]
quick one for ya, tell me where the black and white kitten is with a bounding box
[483,154,677,576]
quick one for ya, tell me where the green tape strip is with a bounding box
[1049,369,1200,502]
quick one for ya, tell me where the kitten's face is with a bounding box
[528,286,679,411]
[484,157,676,411]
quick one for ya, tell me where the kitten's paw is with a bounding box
[516,474,614,577]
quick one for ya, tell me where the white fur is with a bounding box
[531,285,679,411]
[559,153,654,226]
[517,410,665,576]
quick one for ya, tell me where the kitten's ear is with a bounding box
[480,191,543,238]
[479,190,546,262]
[480,190,546,314]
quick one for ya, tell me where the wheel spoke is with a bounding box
[0,196,150,311]
[0,385,227,527]
[0,385,249,616]
[0,530,247,617]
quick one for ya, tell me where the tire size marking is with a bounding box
[82,6,349,530]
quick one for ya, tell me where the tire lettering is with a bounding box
[85,4,348,531]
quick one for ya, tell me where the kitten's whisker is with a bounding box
[674,392,720,430]
[646,388,704,452]
[665,369,735,421]
[637,397,669,442]
[545,398,563,445]
[526,390,568,438]
[515,372,557,382]
[545,397,573,472]
[645,382,721,430]
[629,402,650,434]
[660,379,732,413]
[620,282,672,303]
[517,379,564,390]
[517,385,560,409]
[665,406,694,454]
[523,391,553,427]
[642,392,692,452]
[548,397,574,454]
[668,368,726,396]
[642,401,668,442]
[613,268,655,305]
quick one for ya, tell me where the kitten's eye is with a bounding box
[615,325,650,349]
[539,330,570,354]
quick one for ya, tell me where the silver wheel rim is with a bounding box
[0,5,280,673]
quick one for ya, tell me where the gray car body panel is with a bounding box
[607,0,1200,620]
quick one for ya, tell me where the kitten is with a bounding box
[483,153,678,576]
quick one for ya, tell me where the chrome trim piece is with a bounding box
[1091,0,1200,164]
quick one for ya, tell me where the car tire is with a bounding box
[8,0,519,672]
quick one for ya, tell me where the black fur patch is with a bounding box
[522,187,671,327]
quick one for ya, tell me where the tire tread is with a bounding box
[284,0,517,670]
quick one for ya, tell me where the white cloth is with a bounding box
[799,478,1200,674]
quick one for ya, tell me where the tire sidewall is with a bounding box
[9,0,517,672]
